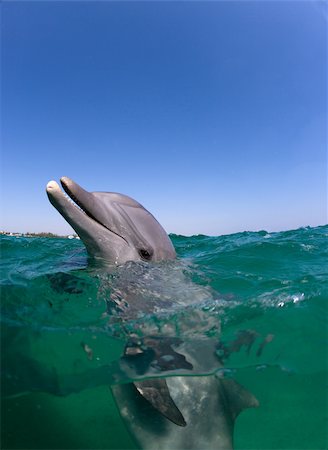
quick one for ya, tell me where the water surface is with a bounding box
[1,226,327,449]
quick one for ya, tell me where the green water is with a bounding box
[1,226,327,449]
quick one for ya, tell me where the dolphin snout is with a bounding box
[46,180,61,192]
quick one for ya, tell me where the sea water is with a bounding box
[1,225,327,449]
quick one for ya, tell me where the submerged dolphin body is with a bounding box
[46,177,258,450]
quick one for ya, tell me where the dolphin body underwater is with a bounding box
[46,177,259,450]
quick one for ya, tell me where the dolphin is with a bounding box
[46,177,259,450]
[46,177,176,265]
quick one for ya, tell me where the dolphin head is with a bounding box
[46,177,176,265]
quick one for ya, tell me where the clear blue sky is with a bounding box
[1,1,327,236]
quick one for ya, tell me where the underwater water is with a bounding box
[1,225,327,449]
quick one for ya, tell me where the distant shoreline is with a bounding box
[0,231,80,239]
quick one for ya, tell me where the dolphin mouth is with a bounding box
[47,177,128,245]
[60,178,129,244]
[60,178,106,229]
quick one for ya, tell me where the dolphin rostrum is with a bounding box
[46,177,259,450]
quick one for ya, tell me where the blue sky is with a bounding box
[1,1,327,236]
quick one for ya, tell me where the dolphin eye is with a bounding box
[139,249,152,261]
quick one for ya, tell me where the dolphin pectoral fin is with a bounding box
[134,379,186,427]
[219,378,259,421]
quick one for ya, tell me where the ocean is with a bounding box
[1,225,327,449]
